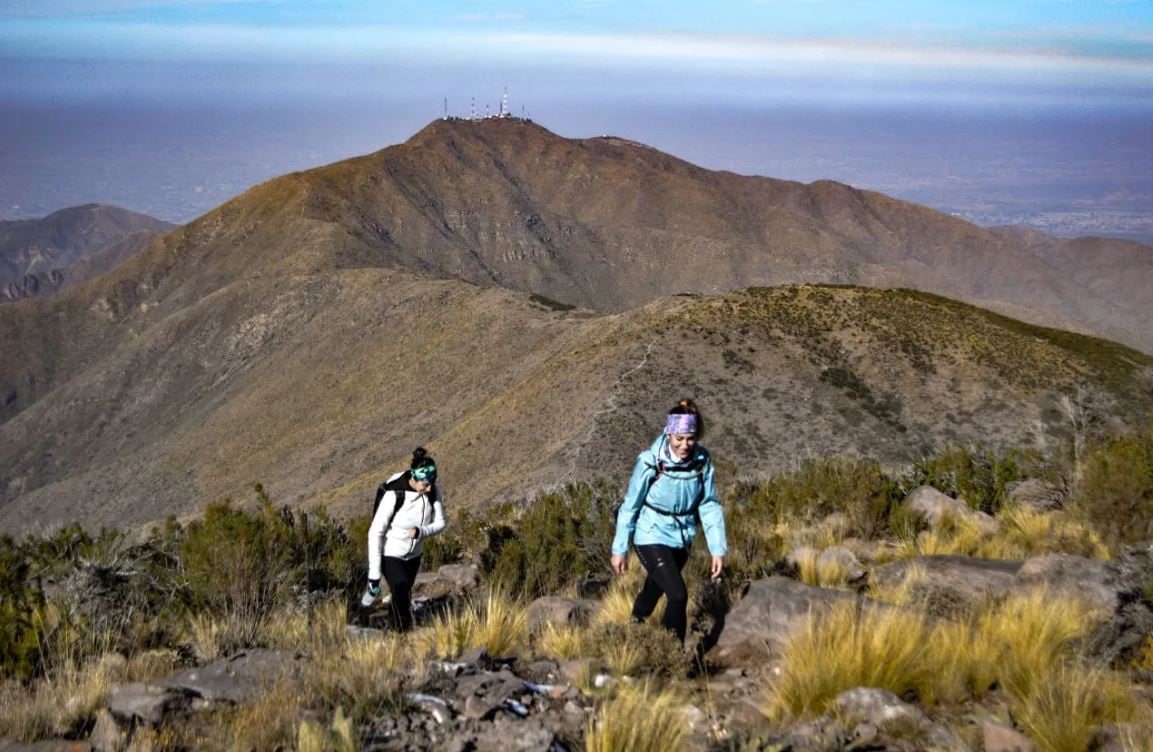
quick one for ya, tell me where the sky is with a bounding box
[1,0,1151,239]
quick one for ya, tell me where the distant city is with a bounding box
[2,99,1150,244]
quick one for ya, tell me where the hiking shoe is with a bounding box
[360,583,382,608]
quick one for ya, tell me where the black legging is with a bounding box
[632,544,691,642]
[383,555,422,632]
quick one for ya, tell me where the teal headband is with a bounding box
[411,464,437,483]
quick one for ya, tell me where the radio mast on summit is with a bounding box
[500,86,509,118]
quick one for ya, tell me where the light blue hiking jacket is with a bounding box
[611,434,727,557]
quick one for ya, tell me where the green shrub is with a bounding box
[1074,426,1153,547]
[0,536,44,680]
[179,488,357,650]
[736,458,903,539]
[481,482,617,599]
[906,445,1048,515]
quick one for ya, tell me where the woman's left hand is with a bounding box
[407,528,420,539]
[710,556,724,580]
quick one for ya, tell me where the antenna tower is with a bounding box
[470,97,476,120]
[501,86,509,117]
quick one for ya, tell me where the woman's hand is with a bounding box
[611,554,628,575]
[407,528,420,539]
[711,556,724,580]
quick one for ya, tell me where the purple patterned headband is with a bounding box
[665,414,698,435]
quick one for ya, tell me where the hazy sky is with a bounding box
[2,1,1151,238]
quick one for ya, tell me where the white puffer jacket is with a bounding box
[367,472,447,578]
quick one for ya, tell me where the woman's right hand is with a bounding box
[611,554,628,575]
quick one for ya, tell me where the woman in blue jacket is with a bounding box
[610,399,727,642]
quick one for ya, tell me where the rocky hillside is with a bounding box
[2,120,1152,535]
[1,275,1149,535]
[0,204,174,302]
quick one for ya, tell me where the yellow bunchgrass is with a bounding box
[221,679,303,752]
[774,516,849,553]
[586,681,688,752]
[416,588,528,660]
[124,648,182,682]
[593,562,648,627]
[1011,663,1135,752]
[884,505,1111,562]
[307,633,405,721]
[186,612,228,663]
[767,584,1105,723]
[792,548,852,589]
[766,602,934,719]
[264,599,350,656]
[989,507,1111,560]
[980,588,1100,699]
[1137,636,1153,670]
[601,635,647,677]
[123,726,181,752]
[296,707,357,752]
[536,623,587,660]
[867,563,929,606]
[0,655,118,741]
[472,589,529,657]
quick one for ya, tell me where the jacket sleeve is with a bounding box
[611,454,656,556]
[419,487,447,539]
[367,485,400,580]
[698,460,728,557]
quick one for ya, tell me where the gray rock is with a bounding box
[0,742,90,752]
[466,715,555,752]
[818,546,866,582]
[525,596,598,631]
[106,682,190,727]
[907,486,999,534]
[345,624,384,640]
[1004,479,1065,512]
[1016,553,1118,612]
[711,576,861,665]
[982,721,1037,752]
[415,562,481,600]
[162,649,305,704]
[872,555,1020,617]
[88,709,126,752]
[1085,545,1153,666]
[835,687,968,751]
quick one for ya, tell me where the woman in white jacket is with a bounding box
[360,447,447,631]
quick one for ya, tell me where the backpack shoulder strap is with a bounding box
[372,473,410,525]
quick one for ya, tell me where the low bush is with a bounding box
[905,445,1046,515]
[736,458,902,540]
[1074,426,1153,548]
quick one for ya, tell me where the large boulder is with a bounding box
[163,649,306,704]
[1015,553,1118,613]
[835,688,969,751]
[872,555,1020,617]
[1085,545,1153,666]
[710,577,859,666]
[525,597,598,632]
[907,486,999,535]
[415,562,481,600]
[106,682,191,727]
[1004,479,1065,512]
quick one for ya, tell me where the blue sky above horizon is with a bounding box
[3,0,1152,108]
[2,1,1151,239]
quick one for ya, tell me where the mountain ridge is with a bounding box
[2,120,1152,533]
